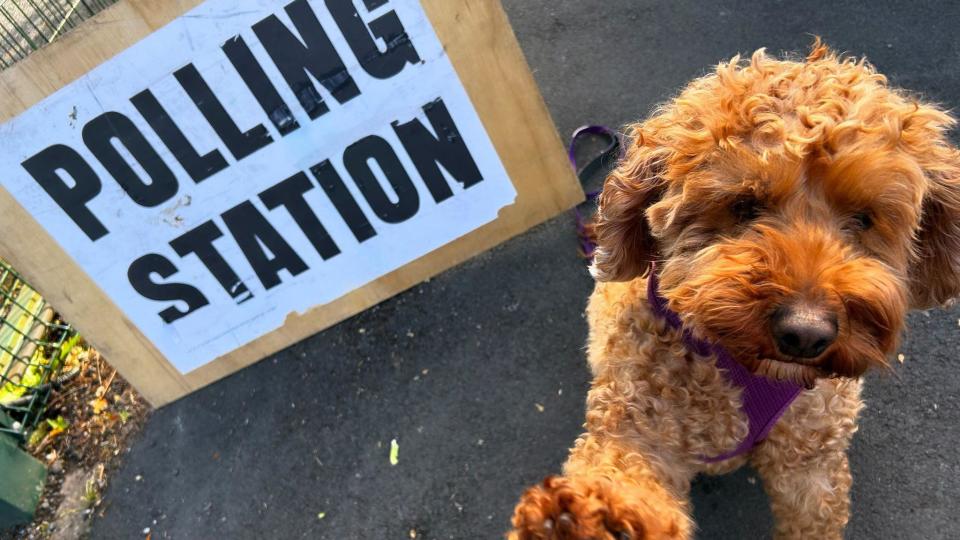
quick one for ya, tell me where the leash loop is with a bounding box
[566,125,622,258]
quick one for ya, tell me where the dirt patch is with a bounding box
[2,347,150,540]
[47,469,91,540]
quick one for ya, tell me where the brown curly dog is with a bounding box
[508,40,960,540]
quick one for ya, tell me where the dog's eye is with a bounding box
[850,212,873,231]
[731,197,761,223]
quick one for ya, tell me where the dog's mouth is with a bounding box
[751,357,829,389]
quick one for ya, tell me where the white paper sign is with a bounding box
[0,0,516,373]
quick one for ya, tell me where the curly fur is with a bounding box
[508,40,960,539]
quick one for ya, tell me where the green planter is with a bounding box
[0,433,46,529]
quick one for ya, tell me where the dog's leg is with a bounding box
[754,447,852,540]
[751,379,863,540]
[507,435,693,540]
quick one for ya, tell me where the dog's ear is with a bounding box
[590,128,667,282]
[909,166,960,308]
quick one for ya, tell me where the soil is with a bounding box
[1,347,150,540]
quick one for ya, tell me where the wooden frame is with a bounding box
[0,0,582,406]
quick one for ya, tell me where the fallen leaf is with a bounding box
[46,416,69,431]
[897,353,905,364]
[389,438,400,466]
[534,403,545,413]
[317,512,326,520]
[91,397,108,415]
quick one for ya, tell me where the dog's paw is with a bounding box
[507,476,684,540]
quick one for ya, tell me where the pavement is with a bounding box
[91,1,960,539]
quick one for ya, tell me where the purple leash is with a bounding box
[567,126,803,462]
[567,125,622,258]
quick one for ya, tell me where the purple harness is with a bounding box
[569,125,803,462]
[646,269,803,461]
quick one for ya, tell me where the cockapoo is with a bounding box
[508,40,960,539]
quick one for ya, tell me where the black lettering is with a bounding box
[310,160,376,242]
[21,145,108,241]
[343,135,419,223]
[392,98,483,202]
[82,112,179,207]
[174,63,273,160]
[252,0,360,119]
[222,35,300,136]
[130,89,229,183]
[170,221,253,303]
[259,172,340,260]
[326,0,420,79]
[222,201,308,289]
[128,253,209,323]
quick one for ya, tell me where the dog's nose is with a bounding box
[771,305,838,359]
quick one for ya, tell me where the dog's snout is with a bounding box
[771,304,838,359]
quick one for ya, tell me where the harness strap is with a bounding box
[646,268,803,462]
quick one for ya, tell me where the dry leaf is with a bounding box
[389,439,399,466]
[91,397,108,415]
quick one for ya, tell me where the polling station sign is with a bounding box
[0,0,516,373]
[0,0,581,405]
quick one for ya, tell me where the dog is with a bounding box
[507,40,960,540]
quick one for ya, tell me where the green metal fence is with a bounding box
[0,260,74,442]
[0,1,110,442]
[0,0,118,70]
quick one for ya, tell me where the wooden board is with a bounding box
[0,0,582,406]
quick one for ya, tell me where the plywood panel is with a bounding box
[0,0,582,406]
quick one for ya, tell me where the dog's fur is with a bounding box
[508,41,960,539]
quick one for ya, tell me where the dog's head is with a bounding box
[591,41,960,385]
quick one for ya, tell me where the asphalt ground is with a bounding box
[92,1,960,538]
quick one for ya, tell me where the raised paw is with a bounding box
[507,476,685,540]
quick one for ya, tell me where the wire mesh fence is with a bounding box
[0,1,109,442]
[0,0,118,70]
[0,260,75,441]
